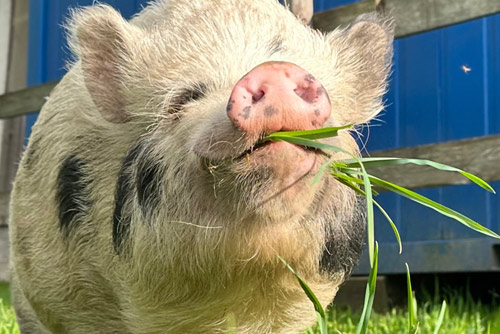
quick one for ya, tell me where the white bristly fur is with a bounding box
[9,1,393,333]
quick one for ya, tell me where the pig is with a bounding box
[9,0,393,333]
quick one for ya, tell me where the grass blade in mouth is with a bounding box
[263,125,352,141]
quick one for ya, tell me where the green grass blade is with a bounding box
[331,171,401,252]
[358,160,375,268]
[330,171,378,196]
[279,257,328,334]
[356,242,379,334]
[342,157,495,193]
[406,263,417,333]
[433,300,447,334]
[263,125,352,141]
[373,199,402,254]
[313,161,331,185]
[366,175,500,239]
[264,135,348,154]
[270,136,377,268]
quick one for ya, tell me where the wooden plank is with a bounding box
[0,192,9,227]
[0,226,9,281]
[365,134,500,190]
[334,276,393,311]
[312,0,500,38]
[311,0,376,33]
[0,81,56,118]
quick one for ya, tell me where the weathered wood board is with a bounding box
[366,134,500,190]
[0,81,57,119]
[312,0,500,38]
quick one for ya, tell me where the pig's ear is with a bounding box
[329,13,394,124]
[70,5,142,123]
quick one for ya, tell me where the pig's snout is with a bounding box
[227,61,331,136]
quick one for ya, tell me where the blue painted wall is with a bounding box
[317,1,500,273]
[27,0,500,273]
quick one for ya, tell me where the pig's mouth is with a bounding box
[235,138,325,161]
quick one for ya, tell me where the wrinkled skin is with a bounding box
[9,1,393,333]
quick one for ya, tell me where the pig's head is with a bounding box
[68,0,392,284]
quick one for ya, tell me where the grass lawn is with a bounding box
[0,283,499,334]
[0,282,18,334]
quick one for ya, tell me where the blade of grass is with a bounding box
[263,125,352,141]
[367,174,500,239]
[279,257,328,334]
[358,159,375,267]
[339,169,500,240]
[342,157,495,193]
[406,263,417,333]
[433,300,447,334]
[313,161,331,185]
[268,136,377,266]
[263,135,348,153]
[330,170,379,196]
[356,242,378,334]
[331,171,401,253]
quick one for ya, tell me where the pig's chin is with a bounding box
[230,141,327,214]
[242,141,319,183]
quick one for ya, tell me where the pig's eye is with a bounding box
[170,84,207,114]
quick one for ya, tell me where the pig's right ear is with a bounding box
[70,5,143,123]
[328,13,394,124]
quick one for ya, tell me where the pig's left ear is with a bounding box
[329,13,394,124]
[70,5,144,123]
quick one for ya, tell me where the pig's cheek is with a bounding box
[189,113,250,160]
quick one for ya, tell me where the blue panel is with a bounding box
[488,15,500,134]
[363,13,500,272]
[314,0,360,11]
[437,19,490,239]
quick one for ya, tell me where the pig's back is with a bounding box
[9,69,132,333]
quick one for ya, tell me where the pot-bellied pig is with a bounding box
[9,0,393,333]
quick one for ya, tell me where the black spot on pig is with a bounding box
[268,36,284,54]
[113,144,141,254]
[57,155,91,236]
[241,106,251,120]
[113,141,164,254]
[136,156,163,220]
[314,109,321,117]
[264,106,278,117]
[319,195,366,278]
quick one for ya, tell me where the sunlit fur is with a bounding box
[9,1,393,333]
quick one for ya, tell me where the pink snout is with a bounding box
[227,61,331,136]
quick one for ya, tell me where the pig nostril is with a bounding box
[294,87,314,103]
[252,90,265,103]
